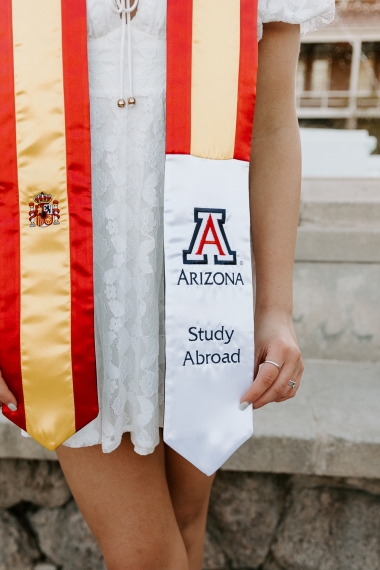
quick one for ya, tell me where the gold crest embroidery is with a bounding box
[28,193,60,228]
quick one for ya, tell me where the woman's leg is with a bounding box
[165,445,216,570]
[56,434,188,570]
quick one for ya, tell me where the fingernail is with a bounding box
[7,403,17,412]
[239,402,250,411]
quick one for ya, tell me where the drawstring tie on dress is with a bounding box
[110,0,139,107]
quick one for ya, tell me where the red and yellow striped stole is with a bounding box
[167,0,258,161]
[0,0,98,450]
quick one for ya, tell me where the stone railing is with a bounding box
[0,178,379,570]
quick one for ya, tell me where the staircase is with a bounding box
[225,178,380,479]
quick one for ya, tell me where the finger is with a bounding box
[0,371,17,411]
[241,357,283,405]
[252,362,297,408]
[271,357,305,404]
[254,363,303,409]
[275,360,303,399]
[274,368,303,403]
[274,356,304,402]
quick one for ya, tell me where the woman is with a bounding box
[0,0,335,568]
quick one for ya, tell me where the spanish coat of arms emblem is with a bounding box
[29,193,60,228]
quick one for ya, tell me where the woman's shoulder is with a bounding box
[258,0,335,40]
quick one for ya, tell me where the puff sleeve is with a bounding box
[258,0,335,40]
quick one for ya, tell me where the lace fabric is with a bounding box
[62,0,335,455]
[85,0,335,42]
[64,16,166,455]
[258,0,335,39]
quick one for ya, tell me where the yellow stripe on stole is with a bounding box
[12,0,75,449]
[191,0,241,159]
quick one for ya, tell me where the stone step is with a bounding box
[0,415,56,461]
[294,178,380,360]
[1,360,379,480]
[301,179,380,205]
[300,202,380,228]
[224,359,380,479]
[297,178,380,263]
[293,262,380,362]
[296,226,380,262]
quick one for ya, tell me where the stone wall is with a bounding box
[1,459,380,570]
[294,178,380,363]
[205,472,380,570]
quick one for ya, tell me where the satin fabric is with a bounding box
[191,0,240,159]
[0,0,25,431]
[164,155,254,476]
[164,0,257,474]
[0,0,98,450]
[61,0,98,433]
[166,0,258,161]
[12,0,75,447]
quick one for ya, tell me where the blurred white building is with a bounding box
[297,0,380,128]
[298,0,380,177]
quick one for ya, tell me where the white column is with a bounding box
[347,40,361,129]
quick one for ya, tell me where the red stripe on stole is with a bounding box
[166,0,193,155]
[61,0,98,431]
[0,0,26,430]
[234,0,258,162]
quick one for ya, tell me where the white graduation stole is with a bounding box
[163,0,259,475]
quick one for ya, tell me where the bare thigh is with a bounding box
[165,446,216,570]
[57,434,188,570]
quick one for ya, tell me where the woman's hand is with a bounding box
[240,310,303,409]
[0,370,17,412]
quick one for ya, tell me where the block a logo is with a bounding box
[183,208,237,265]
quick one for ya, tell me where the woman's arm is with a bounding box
[241,22,304,408]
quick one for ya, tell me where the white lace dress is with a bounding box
[63,0,335,455]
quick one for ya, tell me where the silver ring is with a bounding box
[263,360,281,371]
[288,380,296,389]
